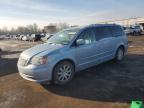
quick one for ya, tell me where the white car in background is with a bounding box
[123,27,132,35]
[5,35,11,39]
[131,25,143,36]
[22,35,30,41]
[0,35,6,40]
[14,35,19,40]
[29,34,36,41]
[18,35,25,40]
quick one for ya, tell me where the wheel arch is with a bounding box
[118,45,125,51]
[115,44,126,56]
[51,58,76,82]
[55,59,75,69]
[52,58,76,77]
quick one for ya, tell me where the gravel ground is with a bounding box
[0,36,144,108]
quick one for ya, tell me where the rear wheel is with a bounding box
[115,47,125,61]
[53,61,75,85]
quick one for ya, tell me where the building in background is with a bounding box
[100,17,144,28]
[43,25,56,34]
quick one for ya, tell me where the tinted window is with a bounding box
[77,29,96,45]
[110,26,124,37]
[93,26,112,41]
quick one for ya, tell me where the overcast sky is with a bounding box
[0,0,143,29]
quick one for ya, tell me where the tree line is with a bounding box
[0,23,75,35]
[0,24,40,35]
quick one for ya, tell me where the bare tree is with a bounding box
[56,23,70,31]
[0,23,71,35]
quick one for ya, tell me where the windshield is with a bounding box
[47,28,80,45]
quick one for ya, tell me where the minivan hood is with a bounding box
[21,43,63,58]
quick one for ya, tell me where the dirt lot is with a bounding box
[0,36,144,108]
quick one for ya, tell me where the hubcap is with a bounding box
[57,65,72,82]
[117,49,124,60]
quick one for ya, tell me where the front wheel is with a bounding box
[53,61,75,85]
[115,47,125,61]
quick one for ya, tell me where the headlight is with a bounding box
[30,56,48,66]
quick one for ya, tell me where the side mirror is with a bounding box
[76,39,85,46]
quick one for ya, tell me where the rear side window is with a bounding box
[93,27,112,41]
[110,26,124,37]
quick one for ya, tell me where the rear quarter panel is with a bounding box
[114,35,128,56]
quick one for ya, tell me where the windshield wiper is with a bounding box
[61,41,69,45]
[47,42,57,45]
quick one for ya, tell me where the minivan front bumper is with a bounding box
[18,64,52,83]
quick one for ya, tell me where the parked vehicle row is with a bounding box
[123,25,143,36]
[14,34,41,41]
[0,33,53,42]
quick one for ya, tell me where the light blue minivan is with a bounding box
[17,24,128,85]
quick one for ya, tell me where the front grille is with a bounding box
[19,57,28,66]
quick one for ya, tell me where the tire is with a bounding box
[53,61,75,85]
[115,47,125,62]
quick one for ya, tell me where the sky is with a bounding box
[0,0,144,29]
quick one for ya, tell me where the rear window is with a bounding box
[110,26,124,37]
[93,26,112,41]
